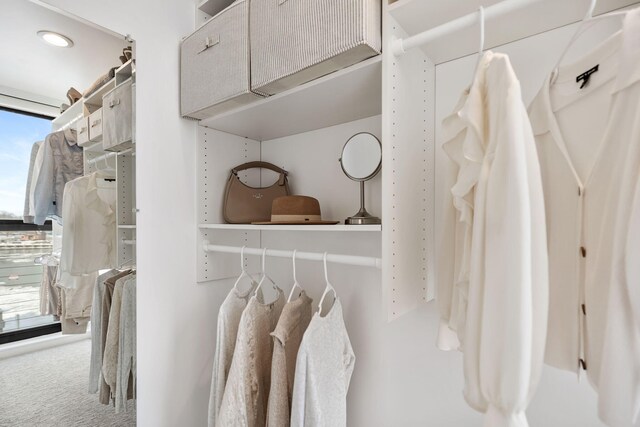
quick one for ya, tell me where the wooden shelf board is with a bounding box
[389,0,638,64]
[199,224,382,232]
[199,55,382,141]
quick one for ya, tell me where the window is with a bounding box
[0,107,58,342]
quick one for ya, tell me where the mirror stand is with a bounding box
[346,181,381,225]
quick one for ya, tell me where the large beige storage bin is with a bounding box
[250,0,382,96]
[103,79,133,152]
[181,0,263,119]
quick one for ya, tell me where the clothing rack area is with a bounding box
[23,0,640,425]
[384,0,640,426]
[15,49,138,416]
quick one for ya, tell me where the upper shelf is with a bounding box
[199,55,382,141]
[115,59,135,85]
[389,0,639,64]
[84,79,115,109]
[199,224,382,232]
[51,99,83,129]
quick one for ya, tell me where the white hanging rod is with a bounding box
[86,148,133,166]
[203,243,382,269]
[391,0,542,56]
[87,152,117,166]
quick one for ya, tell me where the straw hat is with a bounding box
[252,195,339,225]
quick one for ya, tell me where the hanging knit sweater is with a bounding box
[217,289,285,427]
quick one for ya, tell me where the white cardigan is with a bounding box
[528,9,640,426]
[593,8,640,427]
[438,51,548,427]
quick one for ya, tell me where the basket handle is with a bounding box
[198,35,220,54]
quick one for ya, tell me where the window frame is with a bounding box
[0,105,59,343]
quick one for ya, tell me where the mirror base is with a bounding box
[345,216,382,225]
[345,209,381,225]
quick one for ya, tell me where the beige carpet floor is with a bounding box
[0,339,135,426]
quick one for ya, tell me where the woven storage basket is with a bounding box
[250,0,382,96]
[180,0,264,119]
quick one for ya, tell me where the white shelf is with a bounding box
[389,0,638,64]
[197,0,234,17]
[84,78,115,108]
[199,55,382,141]
[199,224,382,232]
[51,100,84,128]
[115,59,135,85]
[118,225,137,229]
[81,141,105,153]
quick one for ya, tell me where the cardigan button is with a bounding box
[580,247,587,257]
[579,358,587,370]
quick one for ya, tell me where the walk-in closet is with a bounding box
[1,0,639,426]
[0,0,137,424]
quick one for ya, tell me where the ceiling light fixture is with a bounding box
[37,30,74,48]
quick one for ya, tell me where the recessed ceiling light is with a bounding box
[37,30,73,48]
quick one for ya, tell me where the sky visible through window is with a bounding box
[0,109,52,219]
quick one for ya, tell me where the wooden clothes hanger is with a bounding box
[317,252,337,315]
[287,249,304,303]
[233,246,256,294]
[551,0,628,83]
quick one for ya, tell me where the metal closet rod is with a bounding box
[391,0,542,56]
[122,239,136,245]
[87,148,134,165]
[203,243,382,269]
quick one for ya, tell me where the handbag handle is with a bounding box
[232,161,288,175]
[232,161,288,186]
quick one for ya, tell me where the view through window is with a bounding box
[0,108,55,337]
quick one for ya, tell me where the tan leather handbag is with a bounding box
[223,161,291,223]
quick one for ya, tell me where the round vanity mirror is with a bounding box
[340,133,382,181]
[339,133,382,225]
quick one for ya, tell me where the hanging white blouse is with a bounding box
[59,172,117,276]
[438,51,549,427]
[571,8,640,427]
[527,9,640,404]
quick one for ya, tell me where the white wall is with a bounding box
[36,1,636,426]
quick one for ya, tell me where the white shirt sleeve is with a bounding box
[32,139,54,225]
[59,180,76,275]
[461,53,548,427]
[208,309,227,426]
[625,177,640,329]
[290,346,308,427]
